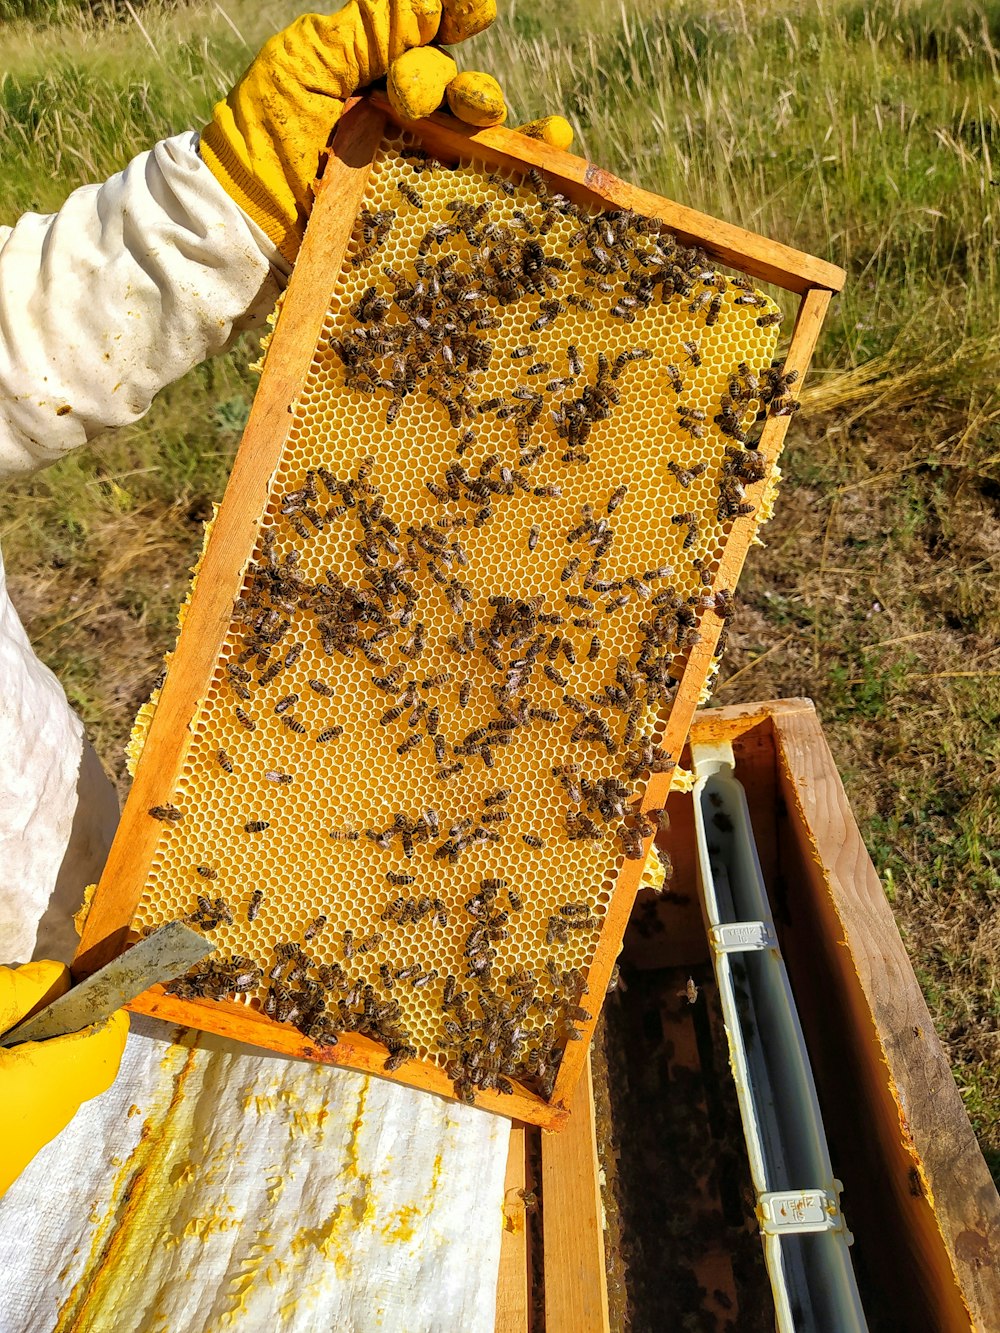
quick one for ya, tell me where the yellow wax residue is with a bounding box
[285,1177,373,1291]
[170,1162,196,1187]
[501,1190,525,1236]
[126,1104,141,1119]
[276,1082,375,1322]
[72,883,98,940]
[381,1203,420,1243]
[126,495,220,774]
[208,1227,289,1328]
[288,1106,330,1138]
[752,460,782,546]
[179,1209,240,1243]
[57,1249,80,1285]
[54,1036,203,1333]
[671,766,695,793]
[243,1093,278,1116]
[637,845,665,895]
[265,1171,284,1206]
[249,291,286,378]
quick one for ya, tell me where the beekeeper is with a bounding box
[0,0,570,1306]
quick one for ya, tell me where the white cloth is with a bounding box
[0,134,508,1332]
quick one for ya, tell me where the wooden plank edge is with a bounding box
[691,696,816,742]
[542,1053,611,1333]
[126,984,569,1131]
[772,708,1000,1330]
[496,1124,532,1333]
[73,101,389,979]
[367,92,845,296]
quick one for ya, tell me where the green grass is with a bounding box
[0,0,997,1173]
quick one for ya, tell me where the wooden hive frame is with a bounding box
[75,96,845,1129]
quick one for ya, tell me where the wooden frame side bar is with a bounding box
[548,289,831,1109]
[495,1124,532,1333]
[73,100,389,978]
[542,1053,610,1333]
[368,94,845,297]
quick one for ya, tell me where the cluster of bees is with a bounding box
[442,879,592,1102]
[154,144,799,1106]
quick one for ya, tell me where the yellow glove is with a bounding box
[200,0,574,262]
[0,961,129,1197]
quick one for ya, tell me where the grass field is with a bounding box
[1,0,997,1177]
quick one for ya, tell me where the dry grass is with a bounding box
[0,0,997,1176]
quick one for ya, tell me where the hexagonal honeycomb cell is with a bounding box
[131,131,787,1106]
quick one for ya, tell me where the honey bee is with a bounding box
[671,512,698,550]
[530,299,565,331]
[522,834,544,849]
[396,181,423,208]
[195,866,218,880]
[329,829,360,841]
[316,726,344,743]
[216,748,234,774]
[246,889,264,921]
[149,804,183,823]
[386,871,415,886]
[435,762,464,780]
[304,914,327,941]
[244,819,270,833]
[382,1047,412,1075]
[281,716,307,734]
[274,693,299,714]
[235,707,255,731]
[342,929,354,959]
[308,679,335,697]
[264,770,293,784]
[458,679,472,708]
[258,661,284,687]
[681,339,702,367]
[358,932,383,954]
[756,311,782,327]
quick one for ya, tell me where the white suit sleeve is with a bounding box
[0,131,289,479]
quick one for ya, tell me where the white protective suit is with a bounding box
[0,135,509,1333]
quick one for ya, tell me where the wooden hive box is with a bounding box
[496,700,1000,1330]
[75,97,844,1128]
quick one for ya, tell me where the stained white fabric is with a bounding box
[0,134,508,1332]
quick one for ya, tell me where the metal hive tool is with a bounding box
[75,98,844,1128]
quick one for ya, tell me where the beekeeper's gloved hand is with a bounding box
[0,961,129,1197]
[199,0,574,263]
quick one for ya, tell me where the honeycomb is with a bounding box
[132,130,789,1106]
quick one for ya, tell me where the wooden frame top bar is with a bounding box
[367,93,846,297]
